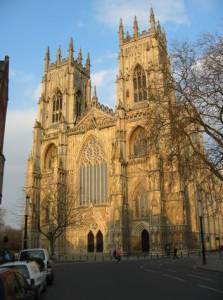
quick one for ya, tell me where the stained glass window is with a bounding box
[80,138,108,205]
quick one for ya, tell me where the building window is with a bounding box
[80,138,108,205]
[76,90,82,117]
[52,91,63,123]
[133,65,147,102]
[130,127,148,157]
[44,144,57,171]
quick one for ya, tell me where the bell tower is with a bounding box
[116,9,169,110]
[38,37,91,130]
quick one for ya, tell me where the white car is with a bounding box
[19,248,54,285]
[0,260,47,299]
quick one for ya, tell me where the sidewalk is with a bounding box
[196,253,223,273]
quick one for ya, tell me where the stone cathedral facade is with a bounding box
[26,10,223,255]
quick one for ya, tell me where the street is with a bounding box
[42,257,223,300]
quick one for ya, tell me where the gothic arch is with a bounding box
[78,136,108,205]
[52,89,63,123]
[132,64,147,102]
[96,230,103,252]
[76,90,82,117]
[129,126,148,157]
[134,222,149,234]
[133,184,148,219]
[43,143,57,171]
[77,134,107,165]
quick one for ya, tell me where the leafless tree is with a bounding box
[31,184,78,257]
[167,33,223,182]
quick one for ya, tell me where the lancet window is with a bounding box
[133,65,147,102]
[135,188,148,218]
[80,138,108,205]
[44,144,57,171]
[52,91,63,123]
[130,127,148,157]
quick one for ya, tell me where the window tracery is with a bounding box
[133,65,147,102]
[52,91,63,123]
[45,144,57,171]
[130,127,148,157]
[80,138,108,205]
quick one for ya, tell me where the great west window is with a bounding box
[80,138,108,205]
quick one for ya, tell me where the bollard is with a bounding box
[94,254,96,261]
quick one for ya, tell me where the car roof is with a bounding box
[0,261,36,267]
[20,248,46,252]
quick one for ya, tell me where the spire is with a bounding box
[133,16,139,39]
[119,18,124,46]
[161,27,167,48]
[149,7,156,33]
[44,46,50,72]
[56,47,61,65]
[157,20,161,35]
[92,85,98,103]
[86,52,90,72]
[77,48,82,64]
[68,37,74,64]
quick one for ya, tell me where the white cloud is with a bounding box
[94,52,117,64]
[24,83,42,102]
[92,68,117,107]
[95,0,189,28]
[2,109,36,228]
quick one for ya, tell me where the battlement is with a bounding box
[44,38,90,76]
[119,8,166,49]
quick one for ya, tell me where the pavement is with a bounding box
[197,253,223,273]
[41,256,223,300]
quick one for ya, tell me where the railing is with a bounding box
[54,249,212,263]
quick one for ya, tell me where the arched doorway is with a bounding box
[87,231,94,252]
[96,231,103,252]
[141,229,150,252]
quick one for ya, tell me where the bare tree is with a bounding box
[31,184,78,257]
[167,33,223,181]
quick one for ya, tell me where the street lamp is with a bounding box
[198,198,207,264]
[23,195,30,249]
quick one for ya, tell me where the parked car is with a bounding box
[0,260,46,298]
[0,268,36,299]
[19,248,54,285]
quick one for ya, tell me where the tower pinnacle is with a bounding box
[92,85,98,103]
[133,16,139,39]
[149,7,156,33]
[77,48,83,64]
[68,37,74,64]
[119,18,124,46]
[56,47,61,65]
[44,46,50,72]
[86,52,90,73]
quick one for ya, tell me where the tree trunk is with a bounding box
[49,238,55,258]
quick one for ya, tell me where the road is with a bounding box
[41,257,223,300]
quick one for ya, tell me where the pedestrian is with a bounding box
[116,247,123,262]
[173,247,178,259]
[113,249,117,261]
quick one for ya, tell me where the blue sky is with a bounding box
[1,0,222,227]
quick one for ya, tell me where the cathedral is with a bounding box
[26,9,223,255]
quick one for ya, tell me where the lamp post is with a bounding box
[198,199,206,264]
[23,195,30,249]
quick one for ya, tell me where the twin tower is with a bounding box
[38,8,169,131]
